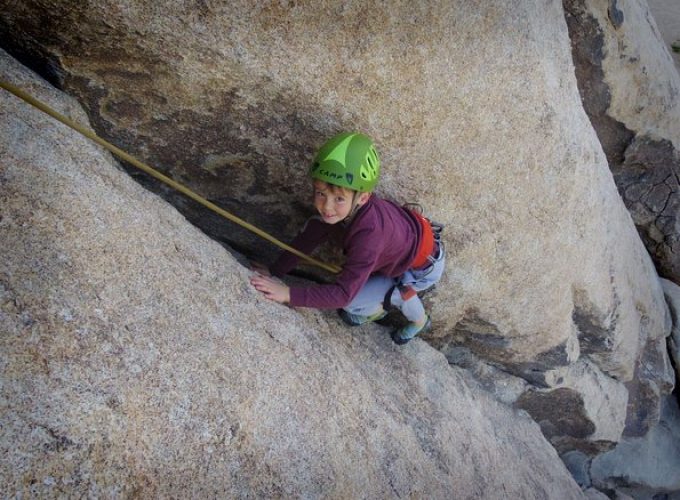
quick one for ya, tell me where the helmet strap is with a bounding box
[343,191,369,224]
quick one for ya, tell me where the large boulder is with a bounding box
[563,0,680,283]
[661,278,680,382]
[0,1,673,450]
[590,396,680,499]
[0,49,586,498]
[647,0,680,72]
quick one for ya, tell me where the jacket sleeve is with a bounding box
[269,217,330,278]
[288,226,383,309]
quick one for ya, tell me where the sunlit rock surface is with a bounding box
[0,48,588,499]
[0,0,673,456]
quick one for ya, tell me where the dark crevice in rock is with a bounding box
[0,41,320,270]
[515,388,595,441]
[428,313,509,371]
[450,310,510,353]
[573,306,617,355]
[504,342,571,388]
[623,325,675,437]
[0,7,71,89]
[1,8,334,269]
[572,288,620,362]
[562,0,635,168]
[0,38,65,89]
[607,0,624,29]
[430,309,570,388]
[667,333,679,411]
[623,376,661,438]
[673,363,680,414]
[554,437,617,457]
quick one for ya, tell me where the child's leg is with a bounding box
[390,249,446,322]
[389,255,444,344]
[390,287,427,323]
[343,274,395,317]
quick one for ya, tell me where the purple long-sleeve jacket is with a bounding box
[269,195,422,309]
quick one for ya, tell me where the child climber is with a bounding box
[250,132,445,344]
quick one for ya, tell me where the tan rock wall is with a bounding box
[591,0,680,146]
[648,0,680,71]
[0,0,672,448]
[564,0,680,283]
[0,48,586,498]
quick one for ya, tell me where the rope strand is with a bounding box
[0,79,341,274]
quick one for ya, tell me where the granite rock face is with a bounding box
[661,278,680,382]
[614,136,680,286]
[559,393,680,499]
[564,0,680,284]
[647,0,680,71]
[0,49,586,499]
[590,396,680,499]
[0,1,673,452]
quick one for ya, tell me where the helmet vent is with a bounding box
[310,132,380,192]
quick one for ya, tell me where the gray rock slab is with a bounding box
[564,0,680,282]
[591,396,680,495]
[0,48,585,499]
[647,0,680,73]
[0,0,672,452]
[661,278,680,382]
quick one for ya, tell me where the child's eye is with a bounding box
[335,197,346,204]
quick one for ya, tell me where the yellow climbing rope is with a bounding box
[0,79,341,274]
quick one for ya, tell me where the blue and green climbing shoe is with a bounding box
[338,308,388,326]
[391,316,431,345]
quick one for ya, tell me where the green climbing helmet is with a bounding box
[310,132,380,192]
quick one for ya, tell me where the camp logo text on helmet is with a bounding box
[310,132,380,192]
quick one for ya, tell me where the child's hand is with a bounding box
[250,261,271,276]
[250,273,291,304]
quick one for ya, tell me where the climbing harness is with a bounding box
[0,79,342,274]
[403,202,445,270]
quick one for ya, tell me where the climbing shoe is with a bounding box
[391,316,431,345]
[338,308,388,326]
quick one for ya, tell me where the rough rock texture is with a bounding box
[0,1,673,451]
[563,450,593,488]
[563,0,680,283]
[583,488,611,500]
[561,395,680,498]
[590,396,680,499]
[661,278,680,381]
[613,136,680,289]
[515,360,630,453]
[647,0,680,71]
[0,50,586,498]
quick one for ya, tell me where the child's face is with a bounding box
[312,180,368,224]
